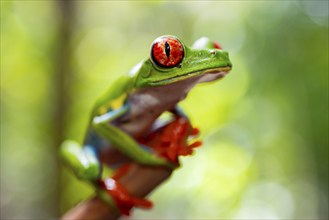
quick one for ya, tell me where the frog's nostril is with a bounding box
[210,50,217,55]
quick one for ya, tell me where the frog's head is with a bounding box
[133,35,232,88]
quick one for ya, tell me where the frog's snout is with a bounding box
[209,50,231,66]
[222,51,229,58]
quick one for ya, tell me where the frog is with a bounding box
[60,35,232,215]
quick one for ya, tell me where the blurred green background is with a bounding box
[1,1,328,219]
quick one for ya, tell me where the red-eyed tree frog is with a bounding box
[60,35,232,215]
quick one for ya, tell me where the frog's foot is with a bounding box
[142,116,203,164]
[178,127,202,156]
[164,118,203,162]
[98,165,153,216]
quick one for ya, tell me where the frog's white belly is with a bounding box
[115,70,227,138]
[116,77,198,137]
[116,86,184,137]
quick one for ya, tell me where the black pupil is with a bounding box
[165,41,170,58]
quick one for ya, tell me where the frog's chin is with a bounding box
[198,68,230,83]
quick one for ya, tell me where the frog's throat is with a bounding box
[149,66,231,86]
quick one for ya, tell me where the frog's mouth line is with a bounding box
[149,66,232,86]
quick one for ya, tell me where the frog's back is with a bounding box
[90,75,135,119]
[84,75,136,167]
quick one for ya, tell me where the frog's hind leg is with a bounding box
[99,164,153,216]
[60,140,101,181]
[61,140,153,215]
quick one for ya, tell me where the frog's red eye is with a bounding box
[151,36,184,68]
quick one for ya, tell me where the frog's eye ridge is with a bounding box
[151,36,184,68]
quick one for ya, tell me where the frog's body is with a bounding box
[105,70,227,138]
[60,35,232,213]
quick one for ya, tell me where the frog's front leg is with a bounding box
[170,105,189,119]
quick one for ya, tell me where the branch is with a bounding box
[62,164,173,220]
[62,115,197,219]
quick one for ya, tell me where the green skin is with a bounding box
[60,36,232,198]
